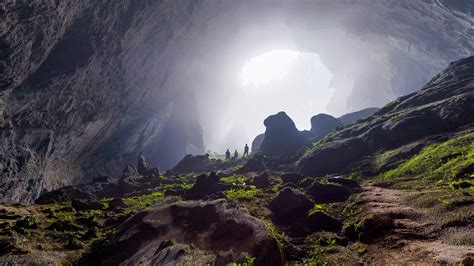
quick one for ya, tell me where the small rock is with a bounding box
[281,173,305,184]
[186,172,229,200]
[65,235,83,250]
[48,220,81,232]
[72,199,104,211]
[15,217,38,231]
[108,198,125,211]
[306,211,342,233]
[251,172,271,189]
[269,187,313,223]
[356,214,393,243]
[236,159,266,173]
[82,227,98,240]
[307,181,351,203]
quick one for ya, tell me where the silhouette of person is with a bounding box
[225,149,231,160]
[243,144,249,157]
[234,149,239,159]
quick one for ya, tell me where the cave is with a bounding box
[1,1,474,263]
[1,0,472,203]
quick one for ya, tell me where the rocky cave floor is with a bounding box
[0,141,473,265]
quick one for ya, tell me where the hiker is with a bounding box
[225,149,231,160]
[243,144,249,157]
[234,149,239,159]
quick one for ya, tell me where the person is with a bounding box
[234,149,239,159]
[225,149,231,160]
[243,144,249,157]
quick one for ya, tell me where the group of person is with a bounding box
[225,144,249,160]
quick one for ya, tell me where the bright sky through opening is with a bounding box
[216,49,334,152]
[240,49,300,86]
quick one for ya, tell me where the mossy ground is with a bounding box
[381,131,474,184]
[2,128,473,264]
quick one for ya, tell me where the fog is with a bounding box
[153,1,472,155]
[206,50,334,152]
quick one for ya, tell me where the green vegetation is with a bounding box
[262,219,287,249]
[225,186,260,201]
[355,247,367,255]
[220,175,247,186]
[271,177,283,193]
[381,132,474,184]
[123,191,164,212]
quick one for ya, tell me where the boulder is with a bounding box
[235,159,266,173]
[172,154,211,174]
[307,182,351,203]
[345,214,394,243]
[72,199,104,211]
[251,172,271,189]
[310,113,343,139]
[122,164,137,178]
[118,163,161,195]
[186,172,229,200]
[36,180,119,204]
[137,152,149,175]
[281,173,305,184]
[306,211,342,232]
[260,112,309,156]
[14,217,38,231]
[89,199,283,265]
[108,198,126,210]
[251,133,265,153]
[269,187,313,223]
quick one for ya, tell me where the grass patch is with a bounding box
[262,219,287,249]
[225,186,260,201]
[381,132,474,183]
[220,175,247,186]
[123,191,164,212]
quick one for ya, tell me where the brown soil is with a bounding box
[357,185,474,265]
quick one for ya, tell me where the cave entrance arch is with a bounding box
[208,49,334,153]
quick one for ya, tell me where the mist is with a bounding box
[165,1,471,154]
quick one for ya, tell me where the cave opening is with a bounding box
[211,49,334,153]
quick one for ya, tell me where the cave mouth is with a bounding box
[207,49,334,153]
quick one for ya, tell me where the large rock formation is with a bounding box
[337,107,380,125]
[260,112,308,156]
[88,199,283,265]
[0,1,205,203]
[309,113,343,139]
[251,133,265,153]
[1,1,472,203]
[299,56,474,177]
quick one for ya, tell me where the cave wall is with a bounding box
[0,0,472,203]
[0,0,205,203]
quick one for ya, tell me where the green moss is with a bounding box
[270,178,283,193]
[382,132,474,183]
[262,219,287,249]
[220,175,247,186]
[309,203,333,215]
[123,191,164,212]
[225,186,260,201]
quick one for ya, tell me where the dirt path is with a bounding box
[358,185,474,265]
